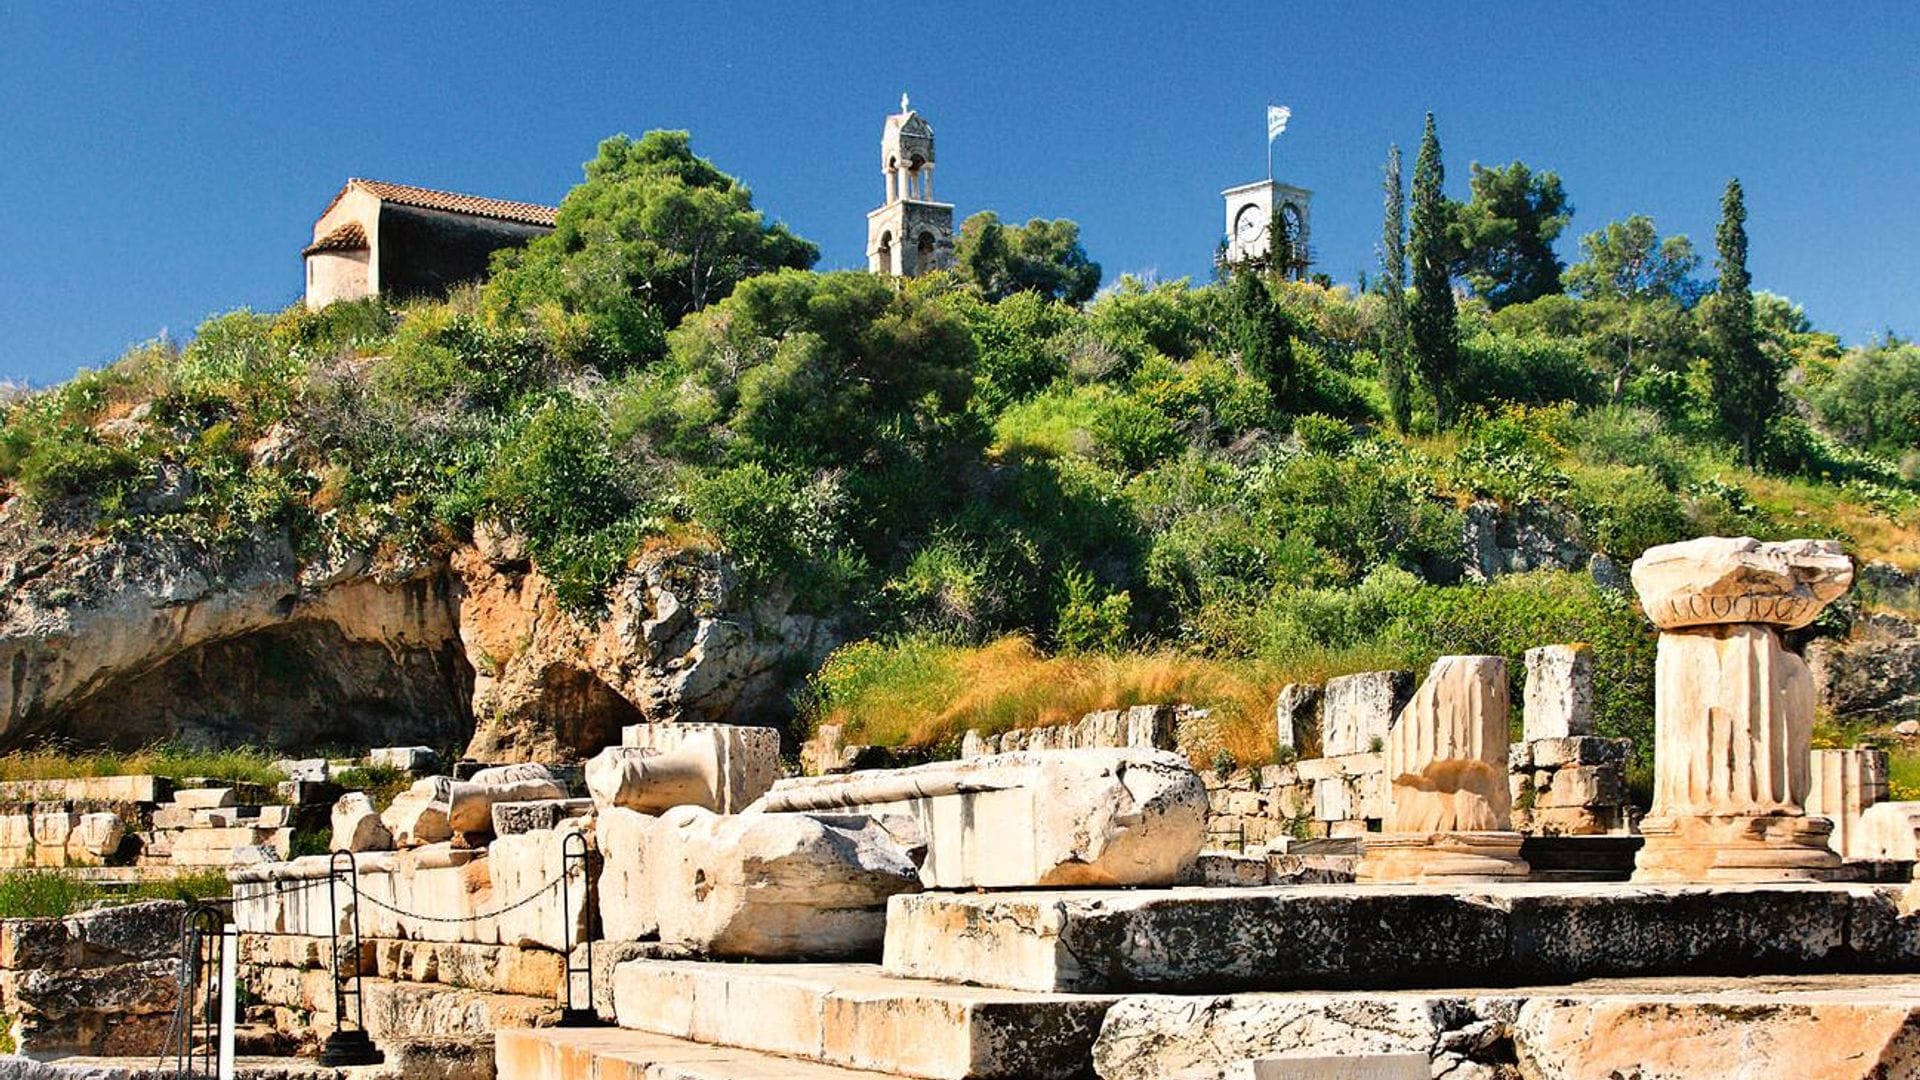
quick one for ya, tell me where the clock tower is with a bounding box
[1222,179,1312,275]
[867,94,955,277]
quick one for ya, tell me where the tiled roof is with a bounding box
[319,178,560,228]
[302,221,368,256]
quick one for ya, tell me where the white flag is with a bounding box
[1268,104,1291,143]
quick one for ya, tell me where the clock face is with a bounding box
[1280,204,1303,239]
[1234,204,1265,244]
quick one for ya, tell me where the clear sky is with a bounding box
[1,3,1915,384]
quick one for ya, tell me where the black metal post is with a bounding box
[319,850,385,1066]
[176,904,222,1080]
[557,828,603,1026]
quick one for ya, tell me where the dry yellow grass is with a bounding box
[810,634,1410,767]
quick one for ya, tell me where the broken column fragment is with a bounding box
[1358,655,1528,883]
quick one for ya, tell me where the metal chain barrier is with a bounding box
[351,867,572,923]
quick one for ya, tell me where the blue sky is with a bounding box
[1,3,1914,384]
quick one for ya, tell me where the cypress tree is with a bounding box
[1379,142,1413,432]
[1230,269,1295,408]
[1709,178,1777,468]
[1408,113,1460,427]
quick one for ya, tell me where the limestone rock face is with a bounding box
[1461,498,1590,584]
[644,805,921,958]
[455,543,839,760]
[756,749,1207,888]
[331,791,393,853]
[0,497,835,760]
[1807,613,1920,724]
[1631,536,1853,630]
[1383,656,1513,834]
[0,514,469,753]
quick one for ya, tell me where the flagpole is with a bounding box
[1266,103,1273,181]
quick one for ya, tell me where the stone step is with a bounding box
[1092,973,1920,1080]
[882,881,1920,993]
[611,959,1112,1080]
[500,1026,913,1080]
[246,972,560,1042]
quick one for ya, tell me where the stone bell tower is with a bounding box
[867,94,955,277]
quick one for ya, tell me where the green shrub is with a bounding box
[1055,568,1132,653]
[1292,413,1352,456]
[0,872,99,919]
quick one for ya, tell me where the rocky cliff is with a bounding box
[0,498,834,759]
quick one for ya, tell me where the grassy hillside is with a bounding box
[2,131,1913,771]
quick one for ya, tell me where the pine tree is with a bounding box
[1378,142,1413,431]
[1708,178,1777,468]
[1408,113,1460,427]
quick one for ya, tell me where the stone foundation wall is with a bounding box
[0,776,325,871]
[1201,753,1387,850]
[0,900,183,1056]
[1510,736,1636,835]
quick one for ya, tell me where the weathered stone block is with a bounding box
[1320,671,1413,756]
[491,797,594,836]
[369,745,440,774]
[172,787,236,810]
[1382,655,1511,834]
[597,806,659,942]
[608,959,1112,1080]
[881,882,1912,994]
[382,777,454,848]
[1808,747,1890,860]
[489,822,593,953]
[1274,683,1320,753]
[447,763,567,835]
[1535,765,1625,809]
[756,749,1207,888]
[585,745,725,815]
[646,806,920,959]
[66,812,124,864]
[332,791,393,853]
[1523,643,1594,740]
[621,722,780,814]
[1530,735,1628,769]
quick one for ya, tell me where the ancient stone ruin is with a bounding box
[9,536,1920,1079]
